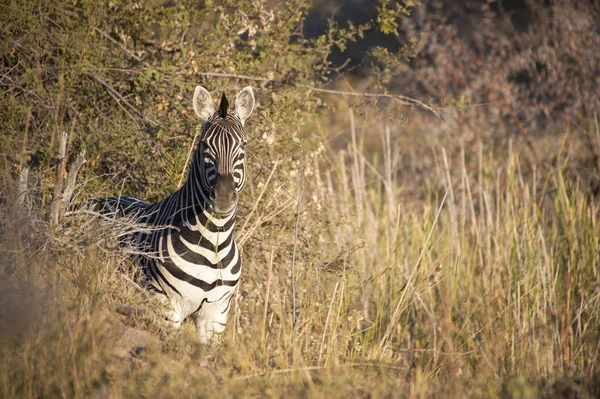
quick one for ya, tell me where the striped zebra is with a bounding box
[100,86,254,342]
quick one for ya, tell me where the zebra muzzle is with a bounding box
[212,174,238,215]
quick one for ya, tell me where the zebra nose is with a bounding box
[212,174,238,214]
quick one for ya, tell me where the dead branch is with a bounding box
[61,149,87,211]
[17,167,29,209]
[51,131,68,226]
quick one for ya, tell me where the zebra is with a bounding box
[100,86,255,342]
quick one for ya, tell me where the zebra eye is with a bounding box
[203,156,214,167]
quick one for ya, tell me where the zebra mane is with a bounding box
[218,92,228,118]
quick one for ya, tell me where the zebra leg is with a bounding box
[192,292,234,343]
[138,268,187,328]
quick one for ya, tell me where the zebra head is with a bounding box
[192,86,255,215]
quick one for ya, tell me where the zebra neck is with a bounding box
[180,157,237,244]
[182,150,213,214]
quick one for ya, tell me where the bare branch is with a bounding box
[85,72,159,127]
[295,84,442,121]
[195,71,442,120]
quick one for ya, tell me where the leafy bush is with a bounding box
[1,0,392,200]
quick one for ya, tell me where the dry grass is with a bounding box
[1,111,599,398]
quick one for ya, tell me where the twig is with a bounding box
[115,304,149,317]
[232,362,410,381]
[178,129,199,188]
[85,71,159,127]
[94,28,142,61]
[502,95,540,165]
[195,71,442,120]
[318,280,339,364]
[120,272,146,293]
[197,71,271,83]
[17,167,29,209]
[377,189,449,355]
[246,148,298,202]
[238,198,296,247]
[290,143,304,331]
[238,158,280,239]
[51,131,68,225]
[19,106,31,170]
[349,108,369,323]
[61,149,86,211]
[262,249,275,346]
[296,84,442,120]
[594,113,600,175]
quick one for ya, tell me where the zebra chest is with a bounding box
[153,223,241,293]
[166,229,235,267]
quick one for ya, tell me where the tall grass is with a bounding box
[1,115,599,397]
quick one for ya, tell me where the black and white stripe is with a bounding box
[100,86,255,342]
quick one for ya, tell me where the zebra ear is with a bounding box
[193,86,215,120]
[233,86,255,124]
